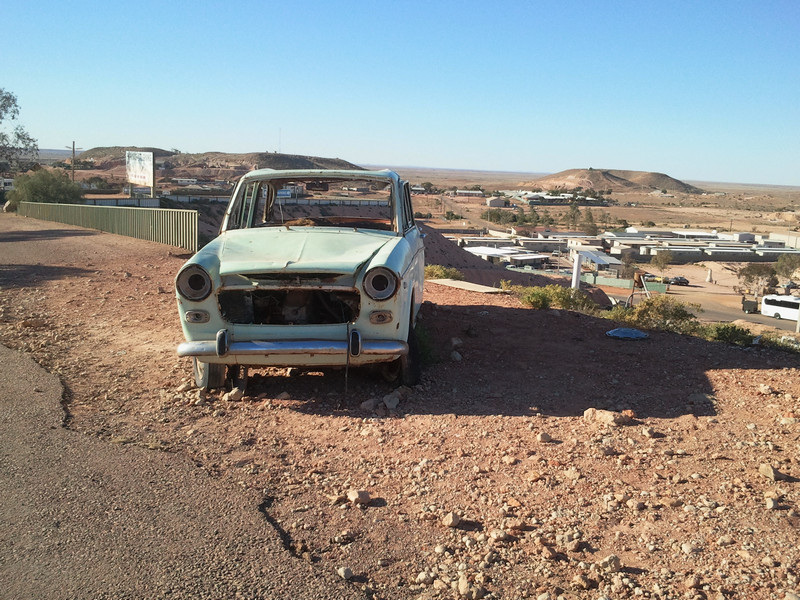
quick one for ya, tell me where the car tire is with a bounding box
[381,322,422,387]
[193,358,226,391]
[774,313,782,320]
[399,324,422,387]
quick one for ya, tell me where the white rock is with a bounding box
[336,566,353,580]
[598,554,621,573]
[347,489,370,505]
[223,387,244,402]
[443,512,461,528]
[537,432,552,443]
[382,390,402,410]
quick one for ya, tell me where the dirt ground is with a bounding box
[1,213,800,600]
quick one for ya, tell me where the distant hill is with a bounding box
[78,147,363,172]
[524,168,703,194]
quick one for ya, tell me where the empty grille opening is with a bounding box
[218,289,359,325]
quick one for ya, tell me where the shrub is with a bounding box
[6,169,83,209]
[699,323,755,346]
[622,295,702,335]
[510,284,599,314]
[424,265,464,280]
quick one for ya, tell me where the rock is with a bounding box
[450,350,463,362]
[784,592,800,600]
[583,408,633,427]
[382,390,402,410]
[443,511,461,528]
[641,426,656,438]
[416,571,436,585]
[681,542,700,554]
[347,489,370,505]
[275,391,291,400]
[501,455,517,465]
[458,574,471,596]
[222,387,244,402]
[536,432,552,443]
[540,545,557,559]
[572,574,593,590]
[759,463,787,481]
[176,381,193,393]
[684,574,701,589]
[359,398,380,411]
[597,554,621,573]
[450,337,463,349]
[489,529,509,542]
[766,497,779,510]
[716,534,734,546]
[336,566,353,580]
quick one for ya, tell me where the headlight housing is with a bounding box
[176,265,213,301]
[363,267,398,301]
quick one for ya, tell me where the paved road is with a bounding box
[0,344,359,600]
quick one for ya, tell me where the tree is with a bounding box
[737,263,777,297]
[649,250,674,278]
[0,88,38,173]
[565,202,581,229]
[581,207,598,236]
[775,254,800,282]
[6,169,83,210]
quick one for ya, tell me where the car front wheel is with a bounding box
[381,323,421,387]
[193,358,226,391]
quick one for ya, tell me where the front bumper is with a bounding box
[177,328,407,366]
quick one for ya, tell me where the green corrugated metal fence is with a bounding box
[18,202,198,253]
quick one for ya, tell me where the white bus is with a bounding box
[760,294,800,320]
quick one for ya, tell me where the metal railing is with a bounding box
[18,202,198,253]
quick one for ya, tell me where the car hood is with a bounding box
[216,227,396,277]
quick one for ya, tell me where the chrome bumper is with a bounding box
[177,339,407,358]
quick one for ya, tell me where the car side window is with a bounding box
[226,187,247,230]
[402,182,415,232]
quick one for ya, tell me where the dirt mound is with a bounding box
[526,168,702,194]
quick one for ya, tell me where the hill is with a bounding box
[525,168,703,194]
[78,147,363,172]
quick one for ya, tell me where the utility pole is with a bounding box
[65,141,83,181]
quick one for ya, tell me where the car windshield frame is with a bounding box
[224,174,398,233]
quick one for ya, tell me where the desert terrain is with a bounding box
[1,206,800,599]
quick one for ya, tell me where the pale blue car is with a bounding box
[175,169,425,390]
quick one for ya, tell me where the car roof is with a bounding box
[238,168,402,184]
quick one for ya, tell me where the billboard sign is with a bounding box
[126,151,155,188]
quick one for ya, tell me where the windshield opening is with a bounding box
[237,177,396,232]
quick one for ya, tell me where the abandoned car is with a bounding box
[175,169,425,390]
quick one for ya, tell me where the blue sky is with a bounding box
[3,1,799,185]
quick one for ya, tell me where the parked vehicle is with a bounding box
[643,274,668,283]
[760,294,800,320]
[741,297,759,314]
[781,281,799,290]
[669,276,690,286]
[175,169,425,390]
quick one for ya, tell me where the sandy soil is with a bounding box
[1,213,799,599]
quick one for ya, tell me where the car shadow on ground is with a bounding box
[238,301,799,421]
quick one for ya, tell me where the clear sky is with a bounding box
[3,1,799,185]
